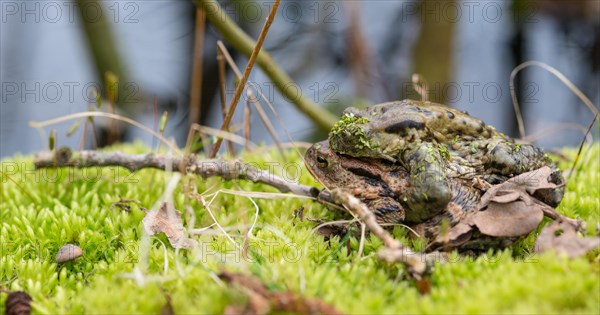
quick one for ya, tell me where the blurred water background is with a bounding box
[1,0,599,157]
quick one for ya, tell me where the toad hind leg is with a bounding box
[486,140,551,175]
[367,197,405,223]
[402,143,452,223]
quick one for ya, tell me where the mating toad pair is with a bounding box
[305,99,565,249]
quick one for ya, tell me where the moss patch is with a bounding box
[330,113,372,150]
[1,143,598,313]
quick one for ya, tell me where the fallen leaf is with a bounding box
[478,166,563,209]
[471,200,544,237]
[142,202,197,249]
[432,222,473,250]
[534,220,600,258]
[489,191,522,204]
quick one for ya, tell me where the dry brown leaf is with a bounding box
[534,220,600,258]
[471,200,544,237]
[439,222,473,249]
[489,191,522,204]
[142,202,197,249]
[478,166,563,209]
[429,167,567,250]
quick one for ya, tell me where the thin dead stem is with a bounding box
[217,41,243,78]
[355,223,367,263]
[247,90,285,158]
[198,0,337,131]
[189,8,206,127]
[412,73,429,102]
[191,188,241,250]
[209,0,281,158]
[217,41,288,158]
[243,100,252,151]
[216,44,236,156]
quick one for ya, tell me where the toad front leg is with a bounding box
[402,143,452,223]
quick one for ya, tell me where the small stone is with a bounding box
[56,244,83,263]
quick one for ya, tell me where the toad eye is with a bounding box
[316,156,328,168]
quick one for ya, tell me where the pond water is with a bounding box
[1,0,598,158]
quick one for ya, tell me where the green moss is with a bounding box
[513,143,522,153]
[330,113,372,150]
[0,143,598,314]
[438,144,451,161]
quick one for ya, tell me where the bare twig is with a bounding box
[196,0,337,131]
[34,149,318,197]
[328,189,431,278]
[209,0,281,158]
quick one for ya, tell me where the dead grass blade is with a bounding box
[189,124,257,149]
[190,188,241,251]
[0,171,36,203]
[521,122,592,144]
[209,189,315,200]
[510,60,599,139]
[29,111,180,153]
[568,114,598,180]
